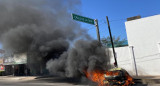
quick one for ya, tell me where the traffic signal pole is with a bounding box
[106,16,118,67]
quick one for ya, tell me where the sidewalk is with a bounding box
[1,75,160,85]
[0,76,37,81]
[133,76,160,84]
[133,76,160,79]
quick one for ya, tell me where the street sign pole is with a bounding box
[72,13,95,25]
[72,13,101,43]
[94,19,101,43]
[106,16,118,67]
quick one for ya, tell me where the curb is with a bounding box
[0,76,37,81]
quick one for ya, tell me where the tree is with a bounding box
[101,36,128,48]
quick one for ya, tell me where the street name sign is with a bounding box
[72,13,95,25]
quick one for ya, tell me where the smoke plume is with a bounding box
[0,0,111,76]
[47,40,111,77]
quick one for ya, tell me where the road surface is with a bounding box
[0,76,95,86]
[0,76,159,86]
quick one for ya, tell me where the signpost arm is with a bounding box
[94,19,101,43]
[106,16,118,67]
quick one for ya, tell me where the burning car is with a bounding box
[85,68,134,86]
[103,68,134,86]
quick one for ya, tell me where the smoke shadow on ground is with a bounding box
[34,76,97,86]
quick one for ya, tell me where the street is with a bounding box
[0,76,159,86]
[0,76,95,86]
[0,80,84,86]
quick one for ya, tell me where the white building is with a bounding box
[125,14,160,76]
[109,14,160,76]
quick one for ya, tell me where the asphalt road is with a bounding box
[0,76,95,86]
[0,76,159,86]
[0,80,90,86]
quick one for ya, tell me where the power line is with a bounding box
[83,13,160,32]
[99,13,160,23]
[110,19,126,22]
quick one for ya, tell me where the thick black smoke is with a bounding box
[0,0,83,52]
[0,0,111,76]
[46,40,111,77]
[0,0,89,74]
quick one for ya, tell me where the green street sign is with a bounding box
[72,13,95,25]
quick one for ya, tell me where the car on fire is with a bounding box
[103,68,135,86]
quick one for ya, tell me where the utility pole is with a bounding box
[106,16,118,67]
[94,19,101,43]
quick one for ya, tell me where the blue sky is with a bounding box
[1,0,160,49]
[79,0,160,40]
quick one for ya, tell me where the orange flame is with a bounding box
[84,69,134,86]
[124,73,134,86]
[84,70,105,86]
